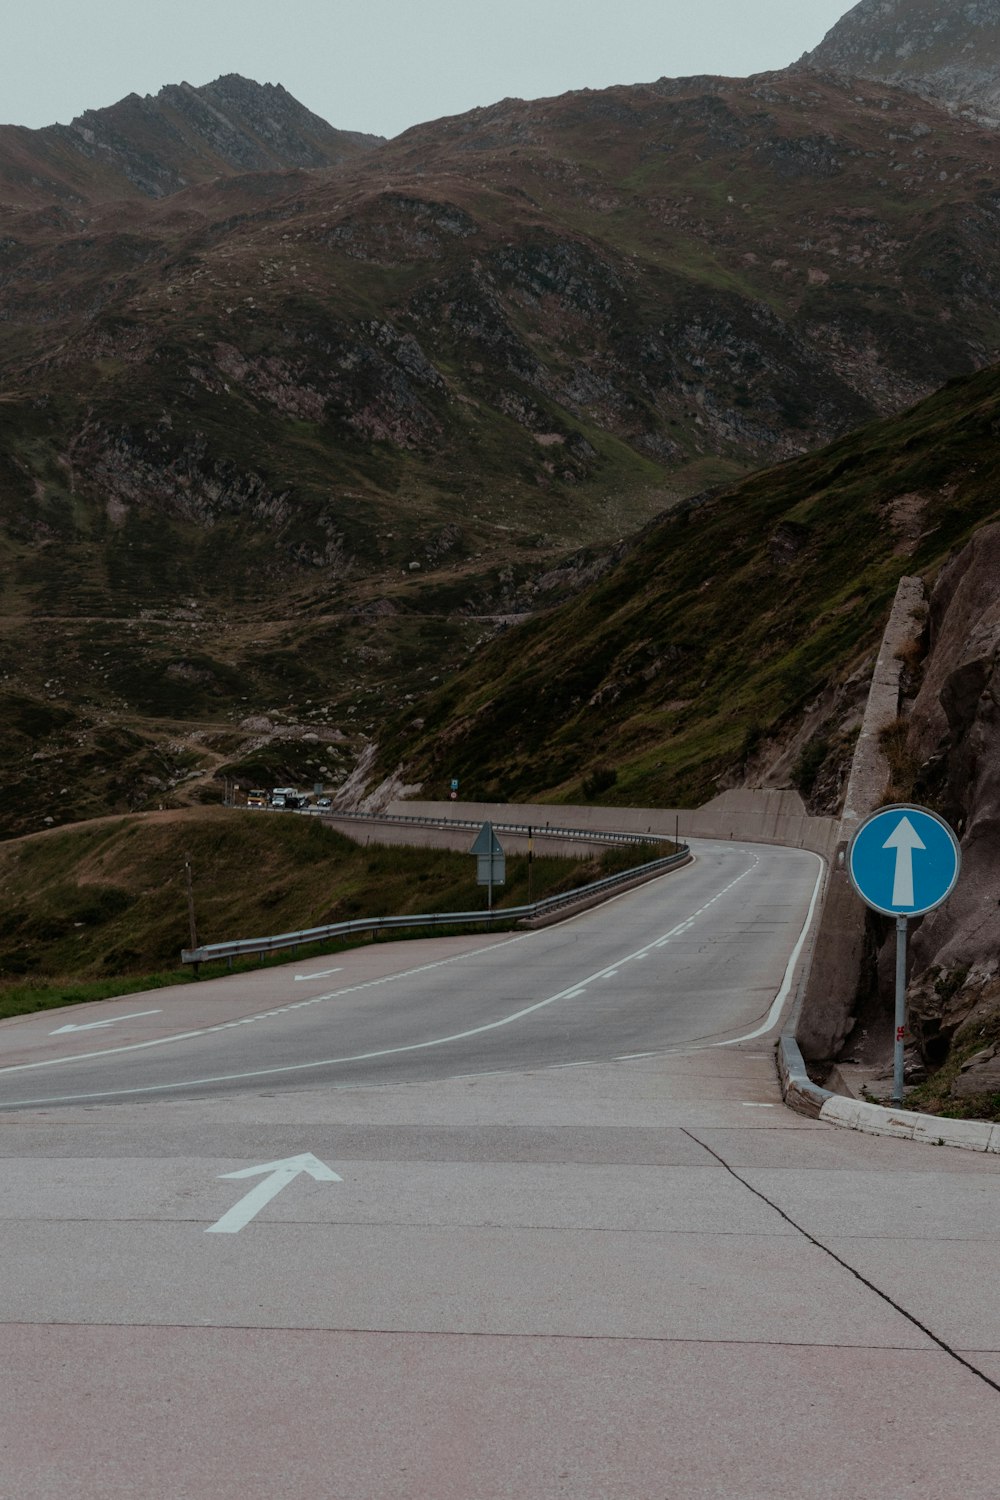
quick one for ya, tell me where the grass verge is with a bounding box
[0,810,673,1020]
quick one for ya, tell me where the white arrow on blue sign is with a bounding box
[847,804,960,918]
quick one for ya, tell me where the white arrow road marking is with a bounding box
[883,815,926,907]
[294,967,343,981]
[206,1152,342,1234]
[50,1009,162,1034]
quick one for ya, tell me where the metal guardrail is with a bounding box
[181,843,690,968]
[264,804,674,848]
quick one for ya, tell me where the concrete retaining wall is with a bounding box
[795,576,926,1060]
[389,791,838,860]
[321,817,602,859]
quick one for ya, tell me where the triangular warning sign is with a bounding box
[470,821,504,856]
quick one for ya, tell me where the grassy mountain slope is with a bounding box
[375,362,1000,807]
[0,807,633,997]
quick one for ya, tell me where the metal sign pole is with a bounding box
[847,804,962,1113]
[893,915,908,1107]
[487,848,494,912]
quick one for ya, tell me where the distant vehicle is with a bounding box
[246,789,269,809]
[270,786,300,809]
[315,796,332,809]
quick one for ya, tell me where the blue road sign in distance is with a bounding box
[848,804,960,918]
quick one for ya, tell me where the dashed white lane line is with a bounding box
[563,856,759,996]
[0,854,766,1105]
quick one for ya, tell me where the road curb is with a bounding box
[777,1034,1000,1153]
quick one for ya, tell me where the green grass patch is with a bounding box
[0,809,665,1016]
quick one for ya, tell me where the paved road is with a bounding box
[0,840,820,1109]
[4,839,1000,1498]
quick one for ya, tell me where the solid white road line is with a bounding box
[711,851,825,1047]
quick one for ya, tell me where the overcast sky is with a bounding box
[3,0,854,138]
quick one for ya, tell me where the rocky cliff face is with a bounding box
[879,522,1000,1101]
[801,0,1000,119]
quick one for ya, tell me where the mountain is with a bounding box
[4,65,1000,833]
[369,360,1000,813]
[0,75,383,211]
[800,0,1000,119]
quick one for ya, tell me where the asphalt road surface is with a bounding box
[0,840,821,1110]
[6,838,1000,1499]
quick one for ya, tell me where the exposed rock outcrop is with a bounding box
[881,524,1000,1089]
[0,75,382,212]
[800,0,1000,121]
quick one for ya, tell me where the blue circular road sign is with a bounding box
[847,804,961,918]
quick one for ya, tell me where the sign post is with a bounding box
[847,804,961,1107]
[471,822,505,911]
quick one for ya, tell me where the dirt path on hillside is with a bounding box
[2,805,232,848]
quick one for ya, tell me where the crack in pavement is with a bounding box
[683,1127,1000,1398]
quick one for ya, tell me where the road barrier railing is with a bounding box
[181,843,690,969]
[293,806,672,847]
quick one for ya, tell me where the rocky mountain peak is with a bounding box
[799,0,1000,118]
[55,73,383,200]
